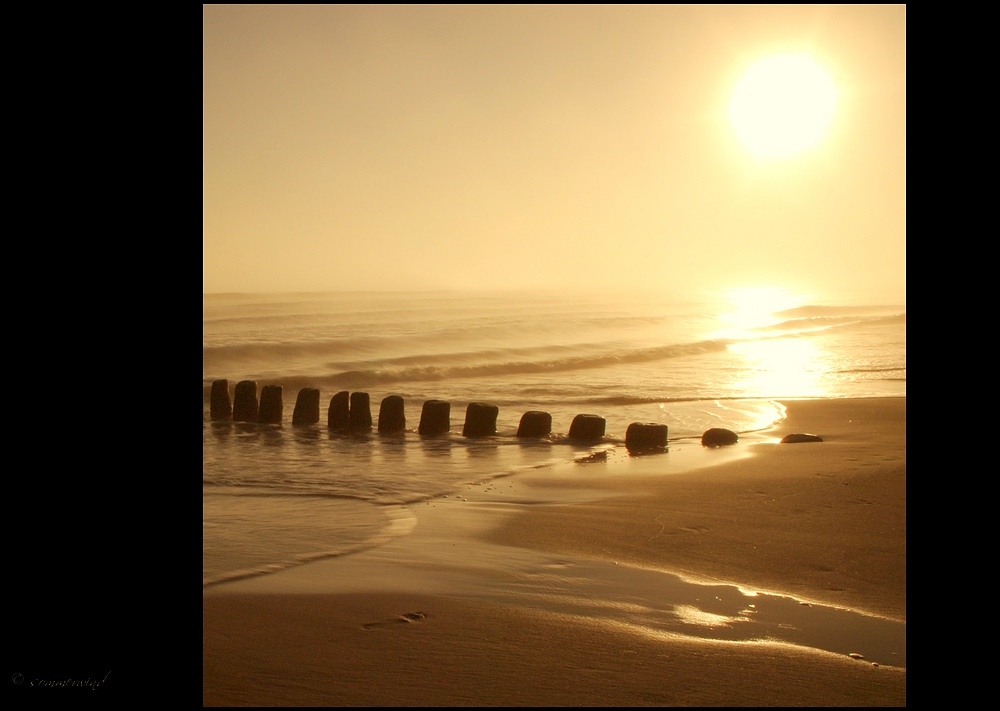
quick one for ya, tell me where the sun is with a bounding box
[728,54,837,159]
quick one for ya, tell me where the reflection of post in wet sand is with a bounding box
[234,422,259,437]
[260,425,283,447]
[420,435,453,459]
[210,421,233,438]
[292,426,321,443]
[466,441,500,460]
[373,431,410,477]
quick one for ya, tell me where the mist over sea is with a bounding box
[203,290,905,585]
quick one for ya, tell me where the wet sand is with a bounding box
[204,397,905,705]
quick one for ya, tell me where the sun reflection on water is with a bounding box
[673,605,747,628]
[713,286,829,398]
[728,337,827,398]
[714,286,806,337]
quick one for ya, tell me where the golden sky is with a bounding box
[203,5,905,301]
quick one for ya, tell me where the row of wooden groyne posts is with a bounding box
[207,379,674,453]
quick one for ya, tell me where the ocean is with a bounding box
[203,290,905,587]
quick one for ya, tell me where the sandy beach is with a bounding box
[203,6,906,703]
[204,397,905,705]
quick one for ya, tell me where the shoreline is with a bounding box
[204,395,905,705]
[488,396,906,620]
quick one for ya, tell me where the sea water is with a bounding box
[203,290,905,586]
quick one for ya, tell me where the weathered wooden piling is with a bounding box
[258,385,283,424]
[378,395,406,433]
[232,380,259,422]
[463,402,499,438]
[568,414,606,441]
[328,391,350,429]
[517,411,552,438]
[418,399,450,436]
[702,427,738,446]
[210,379,231,421]
[349,392,372,430]
[292,388,320,425]
[625,422,668,453]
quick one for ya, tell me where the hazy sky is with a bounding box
[204,5,905,301]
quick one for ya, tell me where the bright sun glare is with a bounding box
[729,54,837,158]
[718,286,802,332]
[715,287,825,397]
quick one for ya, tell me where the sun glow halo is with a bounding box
[729,54,837,158]
[717,286,802,334]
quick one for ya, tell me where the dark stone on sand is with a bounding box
[463,402,499,438]
[626,422,668,453]
[258,385,283,424]
[569,414,606,441]
[328,391,350,430]
[232,380,259,422]
[780,433,824,443]
[517,411,552,438]
[349,392,372,430]
[702,427,738,447]
[210,379,232,421]
[378,395,406,433]
[419,400,450,436]
[292,388,320,426]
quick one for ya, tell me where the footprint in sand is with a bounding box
[362,611,427,630]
